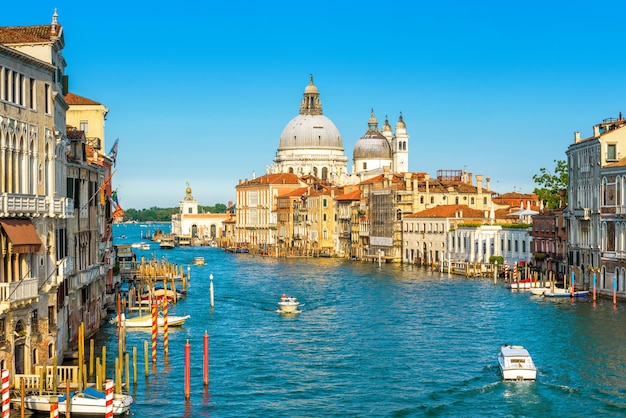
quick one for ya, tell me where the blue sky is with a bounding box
[5,1,626,209]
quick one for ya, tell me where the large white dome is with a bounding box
[278,114,343,150]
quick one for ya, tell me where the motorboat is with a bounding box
[543,287,590,298]
[110,313,190,328]
[192,256,205,266]
[277,294,300,313]
[498,345,537,381]
[12,387,133,415]
[140,243,150,250]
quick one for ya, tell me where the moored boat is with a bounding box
[498,344,537,381]
[192,256,205,266]
[278,294,300,313]
[543,287,590,298]
[12,387,133,415]
[110,313,190,328]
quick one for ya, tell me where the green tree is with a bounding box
[533,159,568,209]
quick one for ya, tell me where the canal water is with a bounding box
[80,224,626,416]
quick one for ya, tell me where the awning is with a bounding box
[0,219,42,253]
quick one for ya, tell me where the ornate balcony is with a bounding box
[0,278,38,314]
[0,193,74,218]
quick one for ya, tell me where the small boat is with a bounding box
[140,243,150,250]
[278,294,300,313]
[12,387,133,415]
[192,256,205,266]
[543,287,590,298]
[498,345,537,381]
[110,313,190,328]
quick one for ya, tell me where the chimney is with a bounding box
[468,173,473,186]
[593,125,600,137]
[476,175,483,194]
[574,131,581,143]
[405,173,412,191]
[425,174,430,194]
[486,177,491,190]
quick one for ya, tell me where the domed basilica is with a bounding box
[270,76,410,184]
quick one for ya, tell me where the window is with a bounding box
[471,197,475,205]
[608,144,617,161]
[44,83,51,114]
[80,120,88,133]
[29,78,36,110]
[363,162,367,170]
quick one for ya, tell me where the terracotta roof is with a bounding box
[335,189,361,201]
[0,25,56,44]
[605,157,626,168]
[278,187,308,198]
[405,204,485,219]
[65,92,102,106]
[238,173,302,186]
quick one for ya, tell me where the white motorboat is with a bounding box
[543,288,589,298]
[12,387,133,415]
[110,313,190,328]
[498,345,537,381]
[192,256,205,266]
[278,294,300,313]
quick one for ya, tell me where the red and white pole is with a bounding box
[163,299,169,354]
[104,379,114,418]
[49,397,59,418]
[1,369,9,418]
[151,302,158,363]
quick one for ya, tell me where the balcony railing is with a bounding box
[0,193,74,218]
[0,278,38,314]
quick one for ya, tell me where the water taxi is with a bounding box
[498,345,537,381]
[278,294,300,313]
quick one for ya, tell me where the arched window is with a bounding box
[321,167,328,180]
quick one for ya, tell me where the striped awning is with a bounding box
[0,219,42,253]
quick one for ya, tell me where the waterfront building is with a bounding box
[598,155,626,296]
[531,205,568,284]
[404,205,486,266]
[235,173,306,249]
[0,11,115,382]
[275,187,307,255]
[566,115,626,289]
[334,188,361,258]
[0,11,75,378]
[171,184,228,245]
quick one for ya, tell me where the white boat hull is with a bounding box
[498,345,537,381]
[111,314,190,328]
[13,390,133,415]
[278,303,299,313]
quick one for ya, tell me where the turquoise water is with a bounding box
[90,225,626,416]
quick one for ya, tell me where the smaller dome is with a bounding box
[382,117,392,133]
[353,133,392,160]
